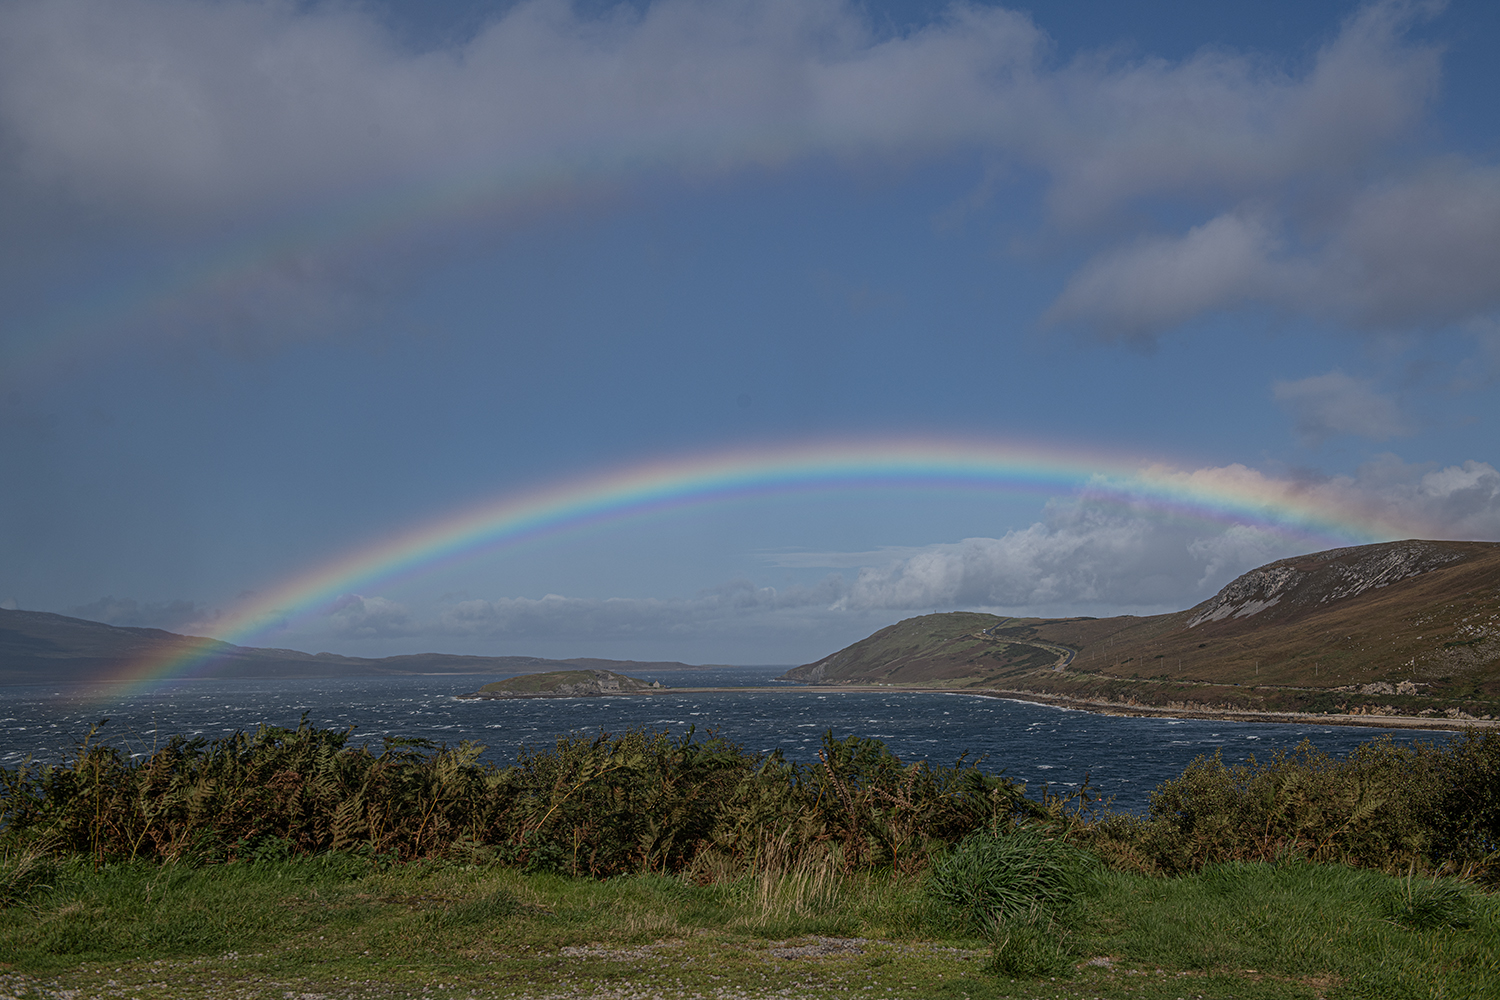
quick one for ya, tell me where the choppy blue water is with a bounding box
[0,667,1456,813]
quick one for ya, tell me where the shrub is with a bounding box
[0,723,1030,879]
[1096,733,1500,876]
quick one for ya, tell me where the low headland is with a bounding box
[457,667,667,699]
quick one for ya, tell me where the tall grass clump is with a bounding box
[927,827,1095,978]
[1381,865,1476,930]
[0,843,61,909]
[927,827,1092,935]
[734,843,845,930]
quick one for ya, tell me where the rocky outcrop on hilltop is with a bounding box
[1185,540,1469,628]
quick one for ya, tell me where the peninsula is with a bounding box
[456,668,665,699]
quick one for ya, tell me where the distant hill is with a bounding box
[782,540,1500,720]
[0,608,697,685]
[457,669,665,700]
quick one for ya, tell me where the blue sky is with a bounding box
[2,0,1499,665]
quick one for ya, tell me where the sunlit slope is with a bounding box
[782,611,1060,684]
[783,540,1500,717]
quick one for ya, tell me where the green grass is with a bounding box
[1,854,1496,999]
[6,721,1500,997]
[1085,862,1500,999]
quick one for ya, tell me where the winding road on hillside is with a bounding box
[977,624,1077,671]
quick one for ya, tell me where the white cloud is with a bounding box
[0,0,1039,220]
[1186,525,1303,593]
[760,546,931,569]
[830,496,1300,614]
[1149,454,1500,542]
[814,457,1500,615]
[1353,454,1500,540]
[1045,212,1282,340]
[1272,370,1410,445]
[1043,144,1500,341]
[1030,0,1439,225]
[433,575,848,641]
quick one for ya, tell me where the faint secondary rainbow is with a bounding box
[109,437,1413,692]
[10,122,818,379]
[9,155,620,378]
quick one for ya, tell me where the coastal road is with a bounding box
[977,625,1077,671]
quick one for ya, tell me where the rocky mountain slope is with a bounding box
[782,539,1500,719]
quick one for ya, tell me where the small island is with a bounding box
[457,668,665,699]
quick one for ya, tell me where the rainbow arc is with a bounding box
[108,437,1406,692]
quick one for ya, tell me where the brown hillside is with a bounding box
[783,540,1500,719]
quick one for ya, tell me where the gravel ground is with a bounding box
[0,937,989,1000]
[0,974,919,1000]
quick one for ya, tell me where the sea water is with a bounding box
[0,666,1455,813]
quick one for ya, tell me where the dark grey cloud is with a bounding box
[0,0,1472,345]
[68,596,220,632]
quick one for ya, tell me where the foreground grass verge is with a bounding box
[1,856,1495,999]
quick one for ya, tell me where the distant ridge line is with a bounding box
[0,607,698,685]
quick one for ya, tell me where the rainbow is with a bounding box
[108,436,1412,692]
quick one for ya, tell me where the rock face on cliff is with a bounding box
[457,669,665,699]
[1185,540,1469,628]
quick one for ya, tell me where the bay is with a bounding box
[0,667,1455,814]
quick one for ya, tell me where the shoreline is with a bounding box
[476,682,1496,732]
[962,687,1494,731]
